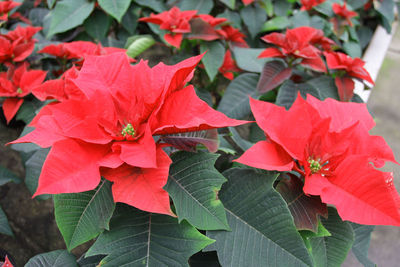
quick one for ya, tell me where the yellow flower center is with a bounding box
[308,158,321,174]
[121,123,135,137]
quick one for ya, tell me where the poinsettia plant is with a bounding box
[0,0,399,266]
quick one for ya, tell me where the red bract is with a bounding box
[332,2,358,26]
[139,7,197,48]
[324,51,374,101]
[0,63,46,123]
[218,50,241,80]
[242,0,255,5]
[300,0,326,10]
[258,27,326,72]
[1,255,13,267]
[0,26,41,63]
[0,1,21,21]
[235,95,400,226]
[216,25,249,48]
[12,53,247,215]
[38,41,129,66]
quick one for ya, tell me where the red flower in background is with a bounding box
[332,2,358,26]
[0,1,21,21]
[0,26,41,63]
[258,26,327,72]
[38,41,129,66]
[0,63,46,123]
[324,51,374,101]
[235,95,400,226]
[300,0,326,11]
[139,7,197,48]
[12,53,247,215]
[218,50,241,80]
[216,25,249,48]
[242,0,255,5]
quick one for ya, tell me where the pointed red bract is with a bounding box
[1,255,13,267]
[236,95,400,226]
[332,2,358,26]
[0,1,21,22]
[218,50,241,80]
[12,52,248,215]
[300,0,326,11]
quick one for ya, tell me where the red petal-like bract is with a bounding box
[1,255,14,267]
[300,0,326,11]
[236,94,400,226]
[12,52,248,215]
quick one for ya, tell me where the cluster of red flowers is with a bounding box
[258,26,373,101]
[236,94,400,226]
[0,0,21,22]
[139,6,248,49]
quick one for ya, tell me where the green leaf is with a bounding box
[347,0,368,9]
[77,254,105,267]
[232,47,271,72]
[126,35,155,58]
[179,0,214,14]
[217,73,260,119]
[47,0,56,9]
[84,10,111,40]
[165,151,229,230]
[240,5,266,38]
[229,126,253,151]
[377,0,395,33]
[200,41,225,81]
[256,60,292,93]
[98,0,131,23]
[205,168,313,267]
[0,165,20,186]
[290,10,310,27]
[48,0,95,37]
[86,205,214,266]
[25,148,50,200]
[276,79,321,109]
[343,41,362,58]
[219,0,236,9]
[15,99,43,124]
[133,0,166,12]
[274,0,292,16]
[121,6,139,34]
[54,180,115,251]
[314,0,336,17]
[309,207,355,267]
[306,76,339,100]
[218,9,241,28]
[160,129,219,153]
[25,250,77,267]
[276,174,327,232]
[261,16,290,32]
[0,206,13,236]
[350,223,375,267]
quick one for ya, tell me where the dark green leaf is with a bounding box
[77,255,105,267]
[98,0,131,22]
[165,151,229,230]
[0,165,20,186]
[229,127,253,151]
[314,0,335,17]
[15,99,43,124]
[179,0,214,14]
[347,0,368,9]
[29,8,49,27]
[161,129,219,153]
[206,168,313,267]
[261,16,290,32]
[290,11,310,27]
[86,205,214,266]
[133,0,166,12]
[274,0,291,16]
[48,0,95,37]
[0,206,13,236]
[25,250,77,267]
[47,0,56,9]
[276,80,321,109]
[84,10,111,40]
[240,5,266,38]
[306,76,339,100]
[217,73,260,119]
[25,148,50,200]
[257,60,292,93]
[232,47,271,72]
[200,41,225,81]
[377,0,395,33]
[54,180,115,251]
[121,6,139,34]
[309,207,355,267]
[126,35,155,58]
[276,174,327,232]
[219,0,236,9]
[343,41,362,58]
[217,9,241,28]
[350,223,375,267]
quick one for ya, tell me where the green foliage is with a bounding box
[206,168,313,266]
[165,151,229,230]
[179,0,214,14]
[240,5,266,38]
[200,41,225,81]
[54,180,115,251]
[97,0,131,23]
[0,165,20,186]
[25,148,50,200]
[0,206,13,236]
[84,10,111,40]
[25,250,77,267]
[126,35,155,58]
[350,223,376,267]
[86,205,214,266]
[47,0,95,37]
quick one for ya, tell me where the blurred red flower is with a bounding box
[0,1,21,21]
[300,0,326,11]
[218,50,241,80]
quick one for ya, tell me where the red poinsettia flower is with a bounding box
[38,41,129,66]
[11,53,247,215]
[218,50,241,80]
[139,7,197,48]
[258,26,326,72]
[300,0,326,11]
[0,63,46,123]
[324,51,373,101]
[235,94,400,226]
[0,1,21,21]
[332,2,358,26]
[31,66,84,102]
[1,255,13,267]
[0,26,41,63]
[216,25,249,48]
[242,0,255,5]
